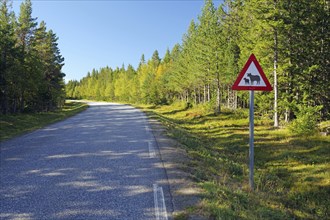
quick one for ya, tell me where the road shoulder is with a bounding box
[148,118,207,220]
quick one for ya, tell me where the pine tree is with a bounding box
[15,0,38,112]
[162,48,171,64]
[195,0,223,109]
[0,0,18,113]
[44,29,65,109]
[151,50,160,68]
[137,54,145,71]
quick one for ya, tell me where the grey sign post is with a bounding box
[232,54,273,191]
[249,90,255,189]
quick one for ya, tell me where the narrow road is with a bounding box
[0,103,172,220]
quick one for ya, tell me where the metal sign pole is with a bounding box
[249,90,254,190]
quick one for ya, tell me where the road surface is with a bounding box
[0,102,172,220]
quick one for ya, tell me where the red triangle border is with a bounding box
[232,54,273,91]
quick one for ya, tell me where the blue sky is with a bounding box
[12,0,223,82]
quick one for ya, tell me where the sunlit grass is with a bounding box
[0,101,88,142]
[140,102,330,219]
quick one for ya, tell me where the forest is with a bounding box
[66,0,329,126]
[0,0,65,114]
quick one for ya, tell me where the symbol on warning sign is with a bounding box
[232,54,272,91]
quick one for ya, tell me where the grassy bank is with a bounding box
[140,102,329,220]
[0,101,88,142]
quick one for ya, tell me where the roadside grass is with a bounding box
[0,101,88,142]
[139,102,330,220]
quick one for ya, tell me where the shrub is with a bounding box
[288,105,323,136]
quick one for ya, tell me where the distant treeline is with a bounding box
[67,0,329,123]
[0,0,65,114]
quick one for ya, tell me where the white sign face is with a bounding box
[237,61,267,87]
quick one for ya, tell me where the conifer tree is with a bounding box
[151,50,160,68]
[162,48,171,64]
[0,0,17,113]
[15,0,37,112]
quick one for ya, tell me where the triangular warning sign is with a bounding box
[232,54,272,91]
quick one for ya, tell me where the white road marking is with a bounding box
[148,142,156,158]
[144,118,151,134]
[153,184,168,220]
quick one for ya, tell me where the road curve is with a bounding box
[0,102,172,220]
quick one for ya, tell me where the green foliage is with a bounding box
[288,105,323,136]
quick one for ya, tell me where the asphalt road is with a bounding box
[0,102,172,220]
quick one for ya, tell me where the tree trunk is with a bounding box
[216,83,221,114]
[1,49,8,114]
[194,88,197,105]
[273,27,279,127]
[285,109,290,123]
[204,84,207,103]
[207,83,210,102]
[227,86,230,108]
[20,91,25,113]
[215,55,221,114]
[233,91,237,109]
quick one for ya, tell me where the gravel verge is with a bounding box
[148,118,208,220]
